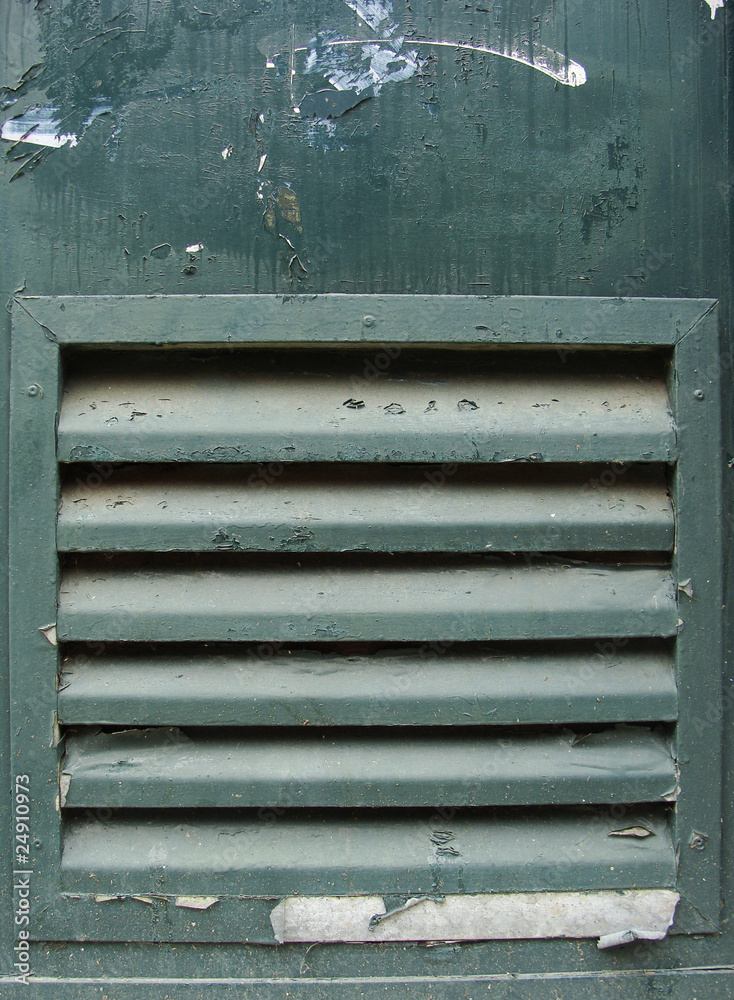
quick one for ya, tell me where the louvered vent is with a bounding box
[10,295,722,942]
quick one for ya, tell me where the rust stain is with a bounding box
[277,187,302,230]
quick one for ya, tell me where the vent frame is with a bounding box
[8,294,722,941]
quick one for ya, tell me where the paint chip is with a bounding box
[185,243,204,254]
[608,825,655,839]
[175,896,219,911]
[59,773,71,808]
[39,623,57,646]
[678,578,694,599]
[705,0,725,17]
[221,144,234,159]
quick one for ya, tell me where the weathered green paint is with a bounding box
[58,557,678,642]
[58,645,678,727]
[57,344,677,465]
[57,463,675,553]
[1,0,733,993]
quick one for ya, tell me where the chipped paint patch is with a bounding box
[706,0,725,17]
[270,890,678,944]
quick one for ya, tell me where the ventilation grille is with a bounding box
[55,343,679,902]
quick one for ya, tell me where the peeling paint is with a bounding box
[597,928,668,950]
[344,0,397,35]
[269,890,678,944]
[39,622,57,646]
[297,33,422,111]
[58,773,71,809]
[174,895,219,911]
[706,0,725,17]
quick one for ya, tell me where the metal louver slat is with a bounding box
[60,809,677,898]
[58,559,677,642]
[61,727,676,809]
[57,645,678,726]
[57,351,676,464]
[57,464,674,553]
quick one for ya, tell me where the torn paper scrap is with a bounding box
[270,890,679,943]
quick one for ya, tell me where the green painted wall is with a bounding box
[1,0,732,993]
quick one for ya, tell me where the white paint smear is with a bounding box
[422,39,586,87]
[1,102,112,148]
[1,106,77,147]
[298,34,584,102]
[270,890,679,944]
[706,0,725,17]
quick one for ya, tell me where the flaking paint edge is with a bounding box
[269,890,678,944]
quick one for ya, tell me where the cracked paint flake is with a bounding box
[174,895,219,911]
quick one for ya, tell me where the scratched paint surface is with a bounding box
[0,0,728,299]
[1,0,734,989]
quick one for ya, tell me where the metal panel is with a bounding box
[61,726,676,809]
[58,464,675,554]
[57,645,677,727]
[57,559,677,642]
[668,305,725,932]
[23,294,710,348]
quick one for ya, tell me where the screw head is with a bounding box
[362,314,376,328]
[689,831,708,851]
[694,389,705,400]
